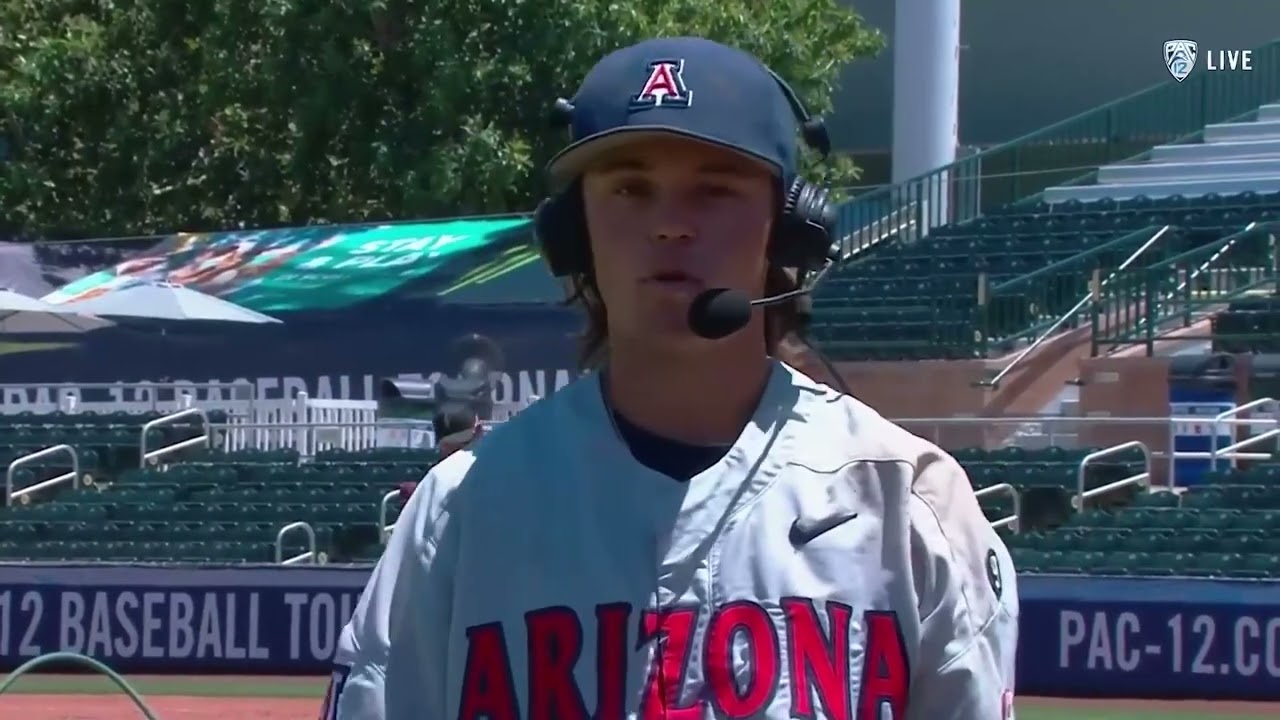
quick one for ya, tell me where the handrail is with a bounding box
[1115,221,1275,345]
[379,489,400,544]
[989,225,1165,295]
[1148,221,1273,274]
[5,444,80,506]
[1075,441,1152,512]
[982,225,1173,388]
[275,521,318,565]
[139,408,212,468]
[1169,221,1262,296]
[974,483,1021,533]
[1210,397,1279,471]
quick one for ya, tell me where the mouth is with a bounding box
[644,271,703,289]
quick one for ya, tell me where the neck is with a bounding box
[606,333,772,446]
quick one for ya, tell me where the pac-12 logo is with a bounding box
[1164,39,1197,82]
[1164,39,1254,83]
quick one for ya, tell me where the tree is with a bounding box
[0,0,883,237]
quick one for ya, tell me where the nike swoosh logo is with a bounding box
[789,512,859,547]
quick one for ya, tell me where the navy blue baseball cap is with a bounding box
[547,37,799,188]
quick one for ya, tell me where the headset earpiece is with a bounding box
[773,177,837,268]
[801,117,832,158]
[534,187,592,278]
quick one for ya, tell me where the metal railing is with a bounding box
[833,199,921,260]
[832,37,1280,244]
[1075,441,1153,512]
[894,413,1276,488]
[1207,399,1280,472]
[980,225,1175,388]
[186,413,1280,489]
[214,418,504,457]
[139,408,212,467]
[275,521,319,565]
[5,445,81,506]
[974,483,1021,533]
[1094,222,1280,355]
[380,490,400,544]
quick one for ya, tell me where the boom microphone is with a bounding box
[687,285,813,340]
[686,281,854,398]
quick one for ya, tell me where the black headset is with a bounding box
[533,67,838,279]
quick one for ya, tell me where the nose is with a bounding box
[650,196,697,245]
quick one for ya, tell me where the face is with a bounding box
[581,135,776,348]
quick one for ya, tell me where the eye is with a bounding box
[611,178,651,198]
[699,182,743,199]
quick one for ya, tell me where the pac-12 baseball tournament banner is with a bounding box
[1,217,582,411]
[41,216,558,312]
[0,565,1275,701]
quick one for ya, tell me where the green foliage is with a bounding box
[0,0,883,236]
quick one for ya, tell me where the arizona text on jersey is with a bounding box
[352,362,1018,719]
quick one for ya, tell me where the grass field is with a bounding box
[0,674,1275,720]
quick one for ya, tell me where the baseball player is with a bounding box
[343,36,1020,720]
[320,413,483,720]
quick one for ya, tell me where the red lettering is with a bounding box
[858,611,909,720]
[594,603,632,720]
[526,607,589,720]
[784,598,852,720]
[639,607,701,720]
[458,622,520,720]
[704,601,780,718]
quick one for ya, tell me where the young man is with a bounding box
[343,36,1020,720]
[321,419,483,720]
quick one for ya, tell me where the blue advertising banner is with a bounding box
[1019,575,1280,700]
[0,304,582,414]
[0,565,1276,700]
[0,564,370,673]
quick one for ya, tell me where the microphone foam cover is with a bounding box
[687,288,753,340]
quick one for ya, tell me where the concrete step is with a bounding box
[1257,104,1280,121]
[1042,175,1280,204]
[1098,157,1280,184]
[1149,139,1280,162]
[1203,120,1280,143]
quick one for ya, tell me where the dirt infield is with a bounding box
[1,695,316,720]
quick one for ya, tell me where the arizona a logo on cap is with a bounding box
[630,59,693,110]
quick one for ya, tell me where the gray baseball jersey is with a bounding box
[333,361,1019,719]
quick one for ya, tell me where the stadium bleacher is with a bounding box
[1042,103,1280,204]
[4,407,1278,580]
[813,190,1280,360]
[1009,466,1280,578]
[0,412,433,564]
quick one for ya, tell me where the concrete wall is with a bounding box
[831,0,1277,152]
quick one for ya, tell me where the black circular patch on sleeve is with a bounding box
[985,548,1003,598]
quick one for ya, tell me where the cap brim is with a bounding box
[547,126,780,188]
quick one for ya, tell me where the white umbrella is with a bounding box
[0,288,114,333]
[61,282,282,324]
